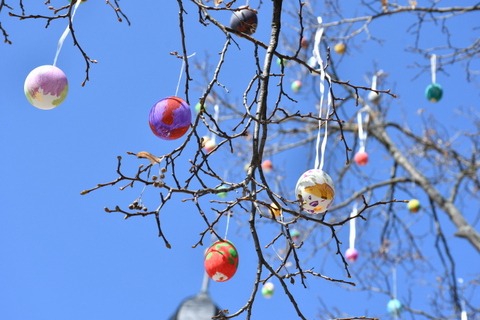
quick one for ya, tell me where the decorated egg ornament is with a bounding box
[216,186,228,199]
[195,102,206,113]
[368,90,381,104]
[387,299,403,317]
[268,202,280,218]
[295,169,335,215]
[290,229,300,241]
[407,199,421,213]
[24,65,69,110]
[230,7,258,35]
[334,42,346,54]
[149,96,191,140]
[345,248,359,262]
[425,83,443,102]
[203,139,216,153]
[277,57,288,67]
[354,151,369,166]
[261,159,273,173]
[204,239,239,282]
[291,80,302,93]
[261,282,275,298]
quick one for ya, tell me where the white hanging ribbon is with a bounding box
[224,211,231,239]
[349,202,358,249]
[53,0,82,66]
[357,109,368,153]
[458,278,468,320]
[211,104,219,143]
[175,53,196,97]
[392,266,398,299]
[313,17,331,171]
[430,54,437,84]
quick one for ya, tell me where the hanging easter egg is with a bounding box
[425,83,443,102]
[368,90,381,104]
[354,151,369,166]
[24,65,69,110]
[291,80,302,93]
[295,169,335,215]
[301,37,309,49]
[216,186,228,199]
[345,248,359,262]
[268,203,280,218]
[195,102,206,113]
[203,139,216,153]
[387,299,403,317]
[407,199,421,213]
[334,42,346,55]
[277,57,288,67]
[290,229,300,241]
[261,282,275,299]
[230,7,258,35]
[261,159,273,173]
[204,239,239,282]
[149,96,191,140]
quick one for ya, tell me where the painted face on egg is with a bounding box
[148,96,191,140]
[295,169,335,215]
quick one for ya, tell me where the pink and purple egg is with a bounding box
[24,65,68,110]
[149,96,191,140]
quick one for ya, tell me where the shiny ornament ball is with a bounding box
[368,91,381,104]
[387,299,403,317]
[261,282,275,298]
[354,151,369,166]
[204,239,239,282]
[295,169,335,215]
[291,80,302,93]
[334,42,346,54]
[290,229,300,241]
[230,7,258,35]
[345,248,359,262]
[425,83,443,102]
[24,65,68,110]
[407,199,421,213]
[261,159,273,173]
[148,96,191,140]
[216,186,228,199]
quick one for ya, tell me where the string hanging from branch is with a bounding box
[294,16,335,219]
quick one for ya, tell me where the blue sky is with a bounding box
[1,1,479,319]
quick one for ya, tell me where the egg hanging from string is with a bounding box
[204,239,239,282]
[24,65,69,110]
[268,203,280,218]
[425,83,443,102]
[216,186,228,199]
[407,199,421,213]
[368,90,381,104]
[261,159,273,173]
[334,42,346,55]
[387,299,404,317]
[290,229,300,241]
[291,80,302,93]
[261,282,275,299]
[345,248,359,262]
[354,151,369,166]
[149,96,191,140]
[295,169,335,215]
[229,7,258,35]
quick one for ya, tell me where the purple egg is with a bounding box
[24,65,69,110]
[230,7,258,35]
[148,97,191,140]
